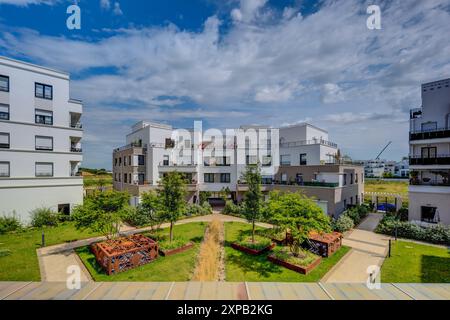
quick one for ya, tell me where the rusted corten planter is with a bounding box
[231,242,276,255]
[308,231,343,257]
[267,254,322,274]
[91,234,158,275]
[159,242,194,256]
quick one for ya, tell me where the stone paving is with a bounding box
[1,281,449,300]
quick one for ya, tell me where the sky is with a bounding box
[1,0,450,169]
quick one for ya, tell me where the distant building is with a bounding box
[112,121,364,218]
[409,78,450,225]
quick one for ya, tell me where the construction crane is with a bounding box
[375,141,392,160]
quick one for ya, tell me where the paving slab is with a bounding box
[393,283,450,300]
[246,282,330,300]
[321,283,412,300]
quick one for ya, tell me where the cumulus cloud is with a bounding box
[1,0,449,166]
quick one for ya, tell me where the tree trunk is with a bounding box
[170,221,174,242]
[252,221,255,243]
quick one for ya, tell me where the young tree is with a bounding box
[72,190,130,240]
[241,165,263,243]
[266,191,331,257]
[140,190,165,230]
[158,172,187,242]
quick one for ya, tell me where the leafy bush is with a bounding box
[30,207,59,228]
[344,208,361,225]
[272,247,318,267]
[124,206,152,227]
[186,203,212,217]
[0,214,22,234]
[201,202,213,215]
[397,208,408,221]
[375,216,450,245]
[222,200,242,216]
[236,235,272,250]
[332,214,354,232]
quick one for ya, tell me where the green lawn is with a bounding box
[76,222,206,281]
[0,222,100,281]
[224,222,350,282]
[381,240,450,283]
[365,179,408,195]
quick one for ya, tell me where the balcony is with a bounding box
[410,128,450,141]
[70,122,83,129]
[262,180,339,188]
[410,108,422,119]
[409,154,450,166]
[280,138,337,148]
[71,146,82,153]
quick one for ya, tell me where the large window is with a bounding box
[246,155,257,165]
[280,155,291,166]
[35,162,53,177]
[35,136,53,151]
[0,162,10,177]
[35,83,53,100]
[421,147,437,158]
[35,109,53,125]
[0,133,9,149]
[299,153,307,165]
[262,155,272,167]
[138,155,145,165]
[0,75,9,92]
[220,173,230,183]
[0,104,9,120]
[204,173,215,183]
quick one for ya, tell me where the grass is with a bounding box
[0,222,100,281]
[365,179,408,195]
[76,222,206,281]
[224,222,351,282]
[83,174,113,188]
[381,240,450,283]
[271,247,319,267]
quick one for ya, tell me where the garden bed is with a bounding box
[231,236,275,255]
[267,248,322,274]
[159,241,194,256]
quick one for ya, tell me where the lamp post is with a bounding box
[41,230,45,247]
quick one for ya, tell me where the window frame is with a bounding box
[299,153,307,165]
[35,135,53,151]
[35,109,53,125]
[0,75,9,92]
[0,104,10,121]
[0,161,10,177]
[204,173,215,183]
[35,162,54,177]
[0,132,10,149]
[220,173,231,183]
[35,82,53,100]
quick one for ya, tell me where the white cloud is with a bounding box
[100,0,110,10]
[1,0,450,166]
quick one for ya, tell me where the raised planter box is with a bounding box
[267,254,322,274]
[91,234,158,275]
[231,242,276,255]
[159,242,194,256]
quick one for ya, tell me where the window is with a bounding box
[220,173,230,183]
[58,204,70,215]
[129,156,131,166]
[129,173,132,184]
[124,173,128,183]
[0,75,9,92]
[350,173,354,184]
[163,155,169,166]
[421,206,437,223]
[280,155,291,166]
[343,199,347,208]
[35,109,53,125]
[114,158,117,166]
[114,173,117,181]
[0,104,9,120]
[261,175,273,184]
[246,155,257,165]
[35,83,53,100]
[124,156,127,166]
[343,174,347,186]
[138,155,145,165]
[262,155,272,167]
[119,157,122,166]
[185,139,191,148]
[421,147,437,158]
[281,173,287,184]
[35,162,53,177]
[0,162,10,177]
[0,133,9,149]
[355,173,358,183]
[421,122,437,132]
[299,153,307,165]
[204,173,214,183]
[35,136,53,151]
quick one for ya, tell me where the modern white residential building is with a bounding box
[113,121,364,217]
[409,78,450,225]
[0,56,83,223]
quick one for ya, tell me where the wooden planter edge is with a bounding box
[230,242,276,255]
[267,254,322,274]
[159,241,194,256]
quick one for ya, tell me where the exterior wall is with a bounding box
[409,187,450,225]
[0,56,83,223]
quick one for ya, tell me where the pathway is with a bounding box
[322,213,389,283]
[37,213,270,282]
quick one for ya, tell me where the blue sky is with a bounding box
[1,0,450,169]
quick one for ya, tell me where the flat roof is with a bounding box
[0,56,70,79]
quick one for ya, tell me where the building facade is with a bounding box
[409,78,450,225]
[113,121,363,218]
[0,56,83,223]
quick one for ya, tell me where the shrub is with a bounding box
[124,206,152,227]
[375,216,450,245]
[236,235,272,251]
[158,237,190,251]
[222,200,241,216]
[344,208,361,225]
[186,203,212,217]
[30,207,59,228]
[332,214,354,232]
[201,202,213,215]
[397,207,408,221]
[0,214,22,234]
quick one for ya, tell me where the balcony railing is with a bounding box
[280,139,338,148]
[410,108,422,119]
[159,161,197,167]
[410,128,450,141]
[410,179,450,187]
[71,147,82,153]
[262,180,339,188]
[114,142,146,152]
[409,154,450,165]
[70,122,83,129]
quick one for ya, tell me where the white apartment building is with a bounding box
[113,121,364,217]
[409,78,450,225]
[0,56,83,223]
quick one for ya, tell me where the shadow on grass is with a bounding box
[421,255,450,283]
